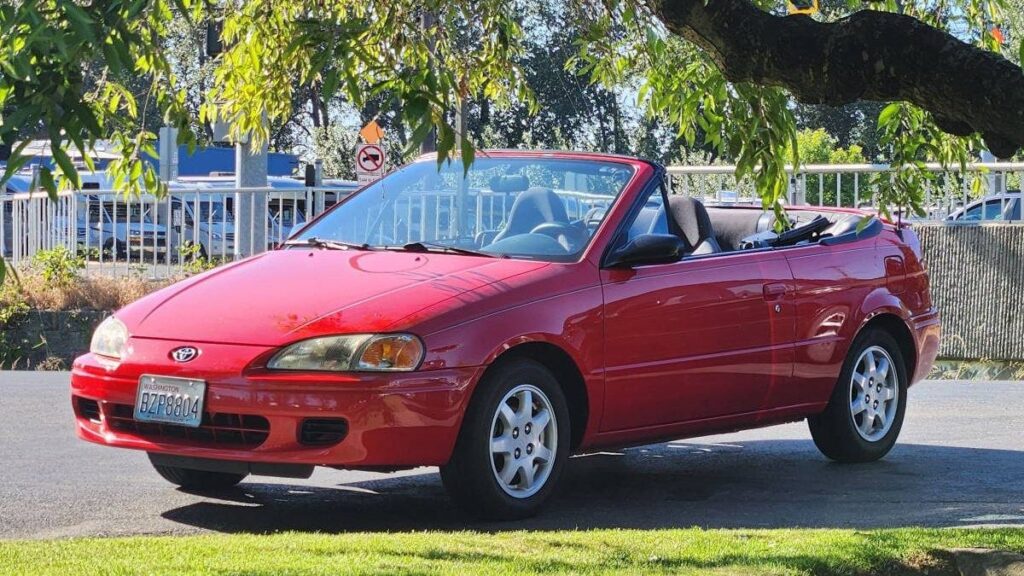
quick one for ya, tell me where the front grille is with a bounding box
[106,403,269,448]
[74,396,101,422]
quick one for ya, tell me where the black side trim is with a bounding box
[148,453,315,479]
[820,217,883,246]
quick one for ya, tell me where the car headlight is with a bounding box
[90,316,128,360]
[267,334,424,372]
[210,232,222,240]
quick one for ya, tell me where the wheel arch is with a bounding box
[481,342,589,451]
[858,312,918,383]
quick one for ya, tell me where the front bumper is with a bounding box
[70,338,481,468]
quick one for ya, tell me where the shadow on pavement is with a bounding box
[161,439,1024,533]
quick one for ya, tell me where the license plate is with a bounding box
[134,375,206,428]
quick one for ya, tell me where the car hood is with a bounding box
[120,249,548,346]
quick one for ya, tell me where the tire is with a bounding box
[808,328,908,463]
[148,454,247,491]
[440,358,570,520]
[104,239,125,260]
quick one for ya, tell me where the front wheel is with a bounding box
[148,454,247,491]
[440,359,570,520]
[808,328,908,463]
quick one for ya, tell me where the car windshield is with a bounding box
[294,157,635,261]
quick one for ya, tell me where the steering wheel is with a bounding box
[530,222,579,251]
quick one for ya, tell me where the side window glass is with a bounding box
[963,201,1007,221]
[624,185,669,243]
[961,204,983,221]
[984,201,1005,221]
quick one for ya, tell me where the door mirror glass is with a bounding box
[606,233,685,268]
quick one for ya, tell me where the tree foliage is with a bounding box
[1,0,1022,283]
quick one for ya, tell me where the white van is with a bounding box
[76,194,169,260]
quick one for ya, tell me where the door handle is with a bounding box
[762,282,789,300]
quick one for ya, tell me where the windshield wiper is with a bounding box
[399,241,506,258]
[285,237,371,251]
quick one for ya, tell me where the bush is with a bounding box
[30,247,85,287]
[178,243,221,275]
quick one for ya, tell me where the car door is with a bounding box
[599,188,796,432]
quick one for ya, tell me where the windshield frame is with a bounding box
[293,153,646,264]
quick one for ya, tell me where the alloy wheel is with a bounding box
[489,384,557,498]
[849,345,899,442]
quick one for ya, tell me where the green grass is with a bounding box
[2,528,1023,575]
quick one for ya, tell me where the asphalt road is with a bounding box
[2,372,1022,540]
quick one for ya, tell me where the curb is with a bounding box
[953,549,1024,576]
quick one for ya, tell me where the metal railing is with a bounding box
[4,162,1022,279]
[0,185,614,279]
[328,189,612,247]
[666,161,1024,222]
[0,186,352,278]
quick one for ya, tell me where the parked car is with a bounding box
[71,151,939,520]
[154,187,236,260]
[175,176,325,250]
[946,192,1021,222]
[75,195,169,260]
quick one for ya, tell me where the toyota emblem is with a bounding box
[170,346,199,363]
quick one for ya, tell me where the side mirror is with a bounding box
[605,234,685,268]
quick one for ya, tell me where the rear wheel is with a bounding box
[440,359,570,520]
[808,328,908,463]
[148,454,247,490]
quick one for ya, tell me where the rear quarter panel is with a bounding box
[782,226,932,410]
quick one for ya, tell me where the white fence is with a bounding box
[0,184,612,279]
[667,161,1024,221]
[0,186,352,278]
[4,161,1023,279]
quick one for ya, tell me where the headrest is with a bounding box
[667,196,714,250]
[489,174,530,193]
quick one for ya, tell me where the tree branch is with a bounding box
[652,0,1024,157]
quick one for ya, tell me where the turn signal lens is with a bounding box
[356,335,424,371]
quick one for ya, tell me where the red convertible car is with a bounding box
[72,151,939,519]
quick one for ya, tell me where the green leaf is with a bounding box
[61,1,95,42]
[877,102,901,129]
[39,168,57,201]
[321,69,340,101]
[50,146,80,190]
[460,137,475,177]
